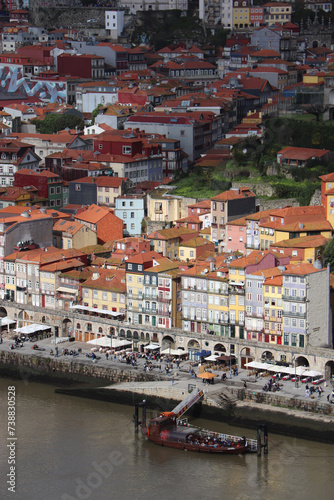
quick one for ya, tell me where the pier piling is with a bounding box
[257,423,269,456]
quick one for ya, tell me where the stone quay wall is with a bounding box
[0,350,159,385]
[1,299,334,374]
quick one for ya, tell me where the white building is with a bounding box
[105,10,125,39]
[199,0,233,28]
[120,0,188,15]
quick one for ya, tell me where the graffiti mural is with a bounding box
[0,66,67,103]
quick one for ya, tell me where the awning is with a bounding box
[194,350,211,357]
[144,343,160,350]
[87,337,112,347]
[70,305,123,317]
[160,348,187,356]
[302,370,323,378]
[245,361,269,370]
[57,286,78,294]
[0,317,16,326]
[14,323,51,335]
[216,355,234,362]
[87,337,132,348]
[204,354,220,361]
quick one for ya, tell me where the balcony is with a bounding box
[158,310,171,317]
[181,314,196,321]
[228,286,245,295]
[246,312,263,319]
[246,243,260,250]
[282,310,306,318]
[157,296,171,303]
[144,293,157,300]
[282,294,306,302]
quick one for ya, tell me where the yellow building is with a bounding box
[320,172,334,228]
[147,227,198,259]
[233,0,250,28]
[81,268,126,312]
[147,189,196,223]
[207,272,229,337]
[53,219,97,250]
[263,2,292,26]
[4,255,16,301]
[125,251,165,327]
[40,258,85,309]
[263,275,283,345]
[270,234,329,263]
[260,220,332,250]
[303,72,325,85]
[179,237,215,261]
[228,263,246,340]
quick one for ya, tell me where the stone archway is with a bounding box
[17,310,29,328]
[214,343,226,354]
[0,306,7,318]
[240,346,254,368]
[262,350,274,362]
[296,356,309,367]
[62,318,72,337]
[162,335,174,350]
[325,360,334,380]
[187,339,200,360]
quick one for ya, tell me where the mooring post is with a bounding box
[257,425,262,456]
[263,424,268,455]
[134,400,146,433]
[257,423,269,456]
[134,403,139,433]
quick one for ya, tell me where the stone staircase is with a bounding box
[205,387,240,415]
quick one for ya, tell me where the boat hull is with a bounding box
[151,439,246,454]
[142,429,247,454]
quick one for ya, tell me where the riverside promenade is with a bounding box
[1,335,334,429]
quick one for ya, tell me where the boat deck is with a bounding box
[177,418,258,453]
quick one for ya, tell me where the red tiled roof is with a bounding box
[211,187,255,202]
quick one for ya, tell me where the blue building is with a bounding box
[114,194,146,236]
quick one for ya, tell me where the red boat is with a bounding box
[141,412,248,454]
[136,388,251,455]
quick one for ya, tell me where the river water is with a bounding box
[0,377,334,500]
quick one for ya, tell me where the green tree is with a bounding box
[323,238,334,271]
[91,104,103,125]
[32,113,84,134]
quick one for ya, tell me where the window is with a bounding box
[122,145,132,155]
[75,184,81,191]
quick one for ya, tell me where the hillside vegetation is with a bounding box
[172,117,334,204]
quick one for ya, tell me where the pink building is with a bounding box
[225,217,247,254]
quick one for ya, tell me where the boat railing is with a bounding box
[176,419,258,452]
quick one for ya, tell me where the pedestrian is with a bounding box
[106,352,109,361]
[244,381,247,389]
[55,346,58,358]
[327,394,330,402]
[172,376,174,386]
[306,389,310,397]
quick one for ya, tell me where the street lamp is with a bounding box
[292,355,298,388]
